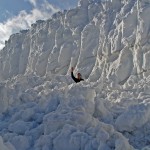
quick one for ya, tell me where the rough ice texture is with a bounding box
[0,0,150,150]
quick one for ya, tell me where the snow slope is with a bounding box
[0,0,150,149]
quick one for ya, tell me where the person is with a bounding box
[71,67,84,83]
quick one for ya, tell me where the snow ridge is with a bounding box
[0,0,150,150]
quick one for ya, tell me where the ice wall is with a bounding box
[0,0,149,84]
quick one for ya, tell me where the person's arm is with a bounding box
[71,67,79,83]
[80,78,84,81]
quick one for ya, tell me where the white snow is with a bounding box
[0,0,150,150]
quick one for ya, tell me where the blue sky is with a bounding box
[0,0,31,22]
[0,0,78,49]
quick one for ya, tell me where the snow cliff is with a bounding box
[0,0,150,149]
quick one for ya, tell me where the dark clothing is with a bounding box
[71,72,84,83]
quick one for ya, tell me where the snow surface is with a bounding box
[0,0,150,149]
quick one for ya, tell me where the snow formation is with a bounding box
[0,0,150,149]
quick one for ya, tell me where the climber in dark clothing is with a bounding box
[71,67,84,83]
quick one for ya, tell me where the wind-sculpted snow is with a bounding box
[0,0,150,150]
[0,0,149,81]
